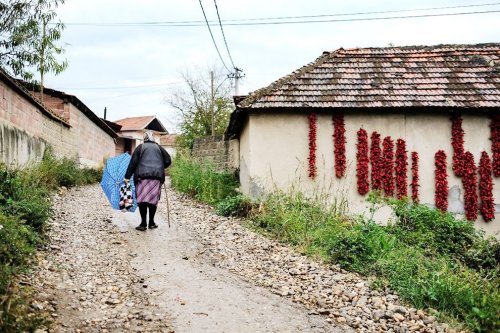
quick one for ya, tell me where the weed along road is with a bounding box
[32,181,451,332]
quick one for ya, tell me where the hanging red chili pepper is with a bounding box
[434,150,448,212]
[332,113,346,178]
[451,113,465,177]
[411,152,420,203]
[308,113,317,179]
[382,136,395,197]
[490,114,500,177]
[370,131,382,190]
[356,128,369,195]
[478,151,495,222]
[395,139,408,199]
[462,151,478,221]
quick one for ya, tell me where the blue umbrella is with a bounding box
[100,153,137,212]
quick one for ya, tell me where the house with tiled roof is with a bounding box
[0,69,117,167]
[226,43,500,235]
[159,134,178,157]
[113,116,168,155]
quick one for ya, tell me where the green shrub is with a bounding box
[0,213,44,332]
[216,195,253,217]
[170,154,238,205]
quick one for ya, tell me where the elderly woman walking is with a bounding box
[124,131,171,231]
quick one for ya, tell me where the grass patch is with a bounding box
[169,154,238,205]
[254,191,500,332]
[0,149,102,332]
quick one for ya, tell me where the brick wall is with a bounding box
[0,80,115,168]
[191,135,239,172]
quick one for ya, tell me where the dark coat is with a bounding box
[125,142,171,183]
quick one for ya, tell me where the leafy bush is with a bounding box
[216,195,253,217]
[170,154,238,205]
[0,213,45,332]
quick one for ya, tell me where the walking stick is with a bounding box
[163,183,171,228]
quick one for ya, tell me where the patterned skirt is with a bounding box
[136,179,162,205]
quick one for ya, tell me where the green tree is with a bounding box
[0,0,67,84]
[166,66,234,149]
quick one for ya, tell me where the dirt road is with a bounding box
[30,182,448,332]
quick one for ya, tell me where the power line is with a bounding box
[213,0,235,70]
[61,2,500,26]
[197,0,231,72]
[57,82,180,90]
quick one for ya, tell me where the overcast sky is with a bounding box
[43,0,500,133]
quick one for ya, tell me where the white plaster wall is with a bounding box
[240,112,500,236]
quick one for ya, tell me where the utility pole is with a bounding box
[210,70,215,136]
[229,67,245,96]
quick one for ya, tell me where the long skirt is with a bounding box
[136,179,162,205]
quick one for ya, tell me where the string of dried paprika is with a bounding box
[490,114,500,177]
[479,151,495,222]
[382,136,395,197]
[434,150,448,212]
[411,152,420,203]
[370,131,382,190]
[395,139,408,199]
[332,113,346,178]
[308,113,317,179]
[451,113,465,177]
[462,151,478,221]
[356,128,369,195]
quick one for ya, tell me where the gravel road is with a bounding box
[29,181,457,332]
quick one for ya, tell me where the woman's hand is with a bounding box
[123,178,129,184]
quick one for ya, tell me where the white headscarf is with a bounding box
[143,131,155,142]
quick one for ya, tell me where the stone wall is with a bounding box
[192,135,239,172]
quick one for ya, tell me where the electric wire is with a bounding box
[56,82,180,90]
[213,0,235,70]
[60,2,500,26]
[197,0,231,72]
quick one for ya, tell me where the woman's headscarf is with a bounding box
[143,131,155,142]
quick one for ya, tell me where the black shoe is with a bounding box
[148,222,158,229]
[135,224,147,231]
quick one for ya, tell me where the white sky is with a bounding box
[43,0,500,133]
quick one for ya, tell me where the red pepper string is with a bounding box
[434,150,448,212]
[479,151,495,222]
[395,139,408,199]
[382,136,395,197]
[308,113,317,179]
[356,128,369,195]
[462,151,478,221]
[411,152,420,203]
[370,131,382,190]
[451,113,465,177]
[332,113,346,178]
[490,114,500,177]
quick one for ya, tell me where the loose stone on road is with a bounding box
[31,182,454,332]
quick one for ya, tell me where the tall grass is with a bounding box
[169,154,238,205]
[0,149,102,332]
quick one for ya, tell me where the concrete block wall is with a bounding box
[192,135,239,172]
